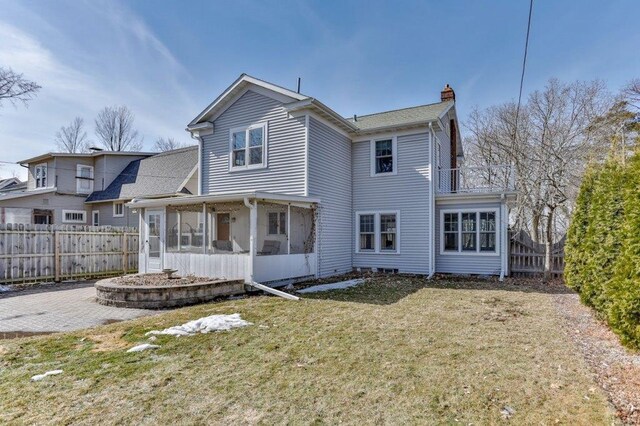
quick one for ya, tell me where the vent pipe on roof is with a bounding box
[297,77,301,94]
[88,147,104,152]
[353,114,357,122]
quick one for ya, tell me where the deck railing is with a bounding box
[437,165,515,194]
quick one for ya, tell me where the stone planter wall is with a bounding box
[95,278,246,309]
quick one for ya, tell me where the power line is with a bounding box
[514,0,534,142]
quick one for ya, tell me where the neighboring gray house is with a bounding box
[0,151,152,225]
[130,74,515,284]
[85,147,198,227]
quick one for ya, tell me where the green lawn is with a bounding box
[0,276,614,424]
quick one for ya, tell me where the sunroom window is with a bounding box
[268,211,286,235]
[230,124,266,169]
[441,210,498,255]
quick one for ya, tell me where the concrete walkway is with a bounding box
[0,282,160,336]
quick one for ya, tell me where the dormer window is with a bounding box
[35,164,47,188]
[230,123,267,170]
[370,137,397,176]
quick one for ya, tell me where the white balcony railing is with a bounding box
[437,165,515,194]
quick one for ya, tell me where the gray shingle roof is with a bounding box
[348,100,453,131]
[86,146,198,203]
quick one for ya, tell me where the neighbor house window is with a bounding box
[92,210,100,226]
[62,210,86,224]
[441,210,498,255]
[230,123,267,170]
[34,164,47,188]
[113,202,124,217]
[356,211,400,253]
[76,165,94,194]
[268,211,287,235]
[370,137,397,176]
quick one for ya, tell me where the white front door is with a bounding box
[145,209,164,272]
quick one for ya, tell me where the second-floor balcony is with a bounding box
[437,165,515,195]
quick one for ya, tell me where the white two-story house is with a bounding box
[130,74,516,284]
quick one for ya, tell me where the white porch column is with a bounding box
[246,198,257,283]
[287,204,291,254]
[202,203,207,254]
[177,210,182,252]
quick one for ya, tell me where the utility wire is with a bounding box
[513,0,534,142]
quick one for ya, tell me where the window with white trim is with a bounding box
[230,123,267,170]
[76,164,94,194]
[113,202,124,217]
[92,210,100,226]
[370,137,397,176]
[441,210,497,254]
[356,211,399,254]
[267,211,286,235]
[62,210,86,224]
[34,164,47,188]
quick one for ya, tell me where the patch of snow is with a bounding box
[297,279,365,294]
[147,336,157,341]
[145,313,252,337]
[127,343,160,353]
[31,369,63,381]
[0,285,11,293]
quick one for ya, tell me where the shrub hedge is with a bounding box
[565,153,640,348]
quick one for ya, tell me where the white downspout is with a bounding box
[427,123,436,279]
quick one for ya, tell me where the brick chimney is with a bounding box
[441,84,455,102]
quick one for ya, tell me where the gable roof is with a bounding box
[18,151,154,166]
[0,177,23,191]
[188,74,308,127]
[85,146,198,203]
[347,101,454,132]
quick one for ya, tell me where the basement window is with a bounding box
[62,210,86,224]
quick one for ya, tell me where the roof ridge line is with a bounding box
[348,100,452,120]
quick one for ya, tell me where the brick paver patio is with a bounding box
[0,282,161,336]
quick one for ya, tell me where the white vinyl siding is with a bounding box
[200,90,306,195]
[353,132,431,274]
[307,116,353,277]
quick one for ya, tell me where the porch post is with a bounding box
[202,203,207,254]
[248,199,257,283]
[177,210,182,252]
[287,204,291,254]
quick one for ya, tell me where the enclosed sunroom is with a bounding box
[129,191,318,285]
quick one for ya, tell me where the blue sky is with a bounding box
[1,0,639,179]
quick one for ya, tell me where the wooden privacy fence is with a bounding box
[509,230,565,277]
[0,224,139,284]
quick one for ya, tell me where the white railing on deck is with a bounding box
[437,165,515,194]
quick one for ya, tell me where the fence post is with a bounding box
[54,229,61,282]
[122,233,129,274]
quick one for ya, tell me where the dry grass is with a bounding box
[0,275,615,424]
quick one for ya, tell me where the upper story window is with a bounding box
[441,210,498,255]
[35,164,47,188]
[370,137,397,176]
[356,211,400,254]
[76,165,94,194]
[230,123,267,170]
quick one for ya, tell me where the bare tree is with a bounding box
[94,105,143,151]
[55,117,89,153]
[0,67,41,108]
[623,78,640,109]
[464,79,612,279]
[153,137,189,152]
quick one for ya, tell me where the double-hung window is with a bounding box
[268,211,287,235]
[370,137,397,176]
[356,211,400,253]
[76,165,94,194]
[34,164,47,188]
[230,123,267,170]
[113,202,124,218]
[441,210,498,255]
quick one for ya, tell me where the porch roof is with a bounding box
[127,191,320,209]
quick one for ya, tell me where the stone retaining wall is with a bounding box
[95,278,246,309]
